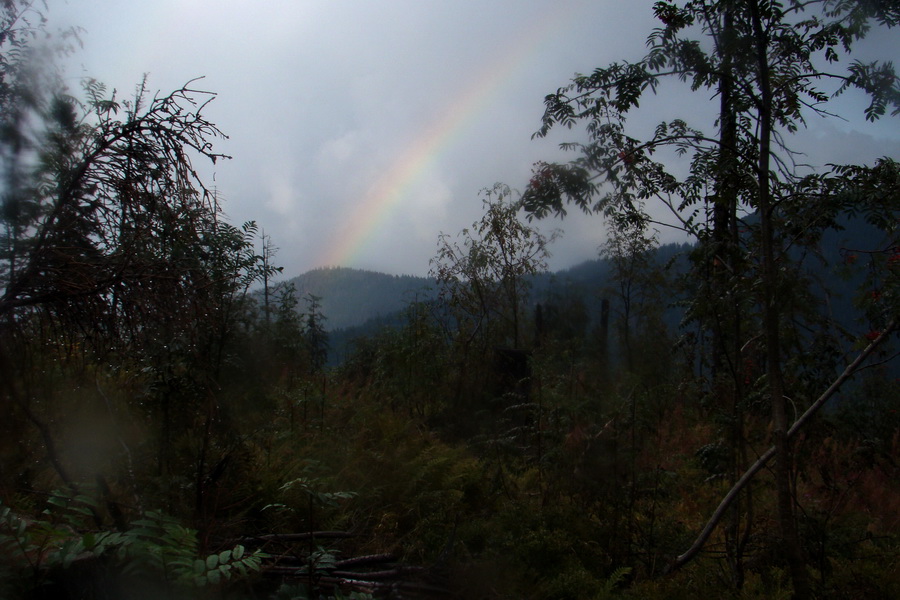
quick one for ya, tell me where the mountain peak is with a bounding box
[279,267,435,330]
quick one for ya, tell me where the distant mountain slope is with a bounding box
[280,267,435,331]
[279,244,691,333]
[283,218,885,368]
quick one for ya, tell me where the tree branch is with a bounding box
[666,317,897,573]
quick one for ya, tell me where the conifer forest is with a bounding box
[1,1,899,599]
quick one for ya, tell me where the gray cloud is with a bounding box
[48,1,898,277]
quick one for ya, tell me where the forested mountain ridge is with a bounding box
[276,266,435,331]
[299,224,871,363]
[279,243,688,332]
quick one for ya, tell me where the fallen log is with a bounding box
[239,530,355,544]
[334,552,398,568]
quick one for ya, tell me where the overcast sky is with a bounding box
[47,1,900,278]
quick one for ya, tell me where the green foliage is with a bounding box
[596,566,632,600]
[278,469,357,510]
[338,299,451,418]
[120,511,265,587]
[0,494,265,597]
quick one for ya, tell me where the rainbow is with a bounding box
[315,5,582,271]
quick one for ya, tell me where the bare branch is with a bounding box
[667,318,897,573]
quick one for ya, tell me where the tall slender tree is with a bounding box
[522,1,899,595]
[304,293,328,374]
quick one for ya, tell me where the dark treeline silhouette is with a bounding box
[1,1,898,599]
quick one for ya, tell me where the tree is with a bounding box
[303,292,328,374]
[599,212,665,372]
[431,183,557,351]
[0,74,231,331]
[522,1,899,595]
[1,0,79,302]
[0,1,290,509]
[259,229,282,328]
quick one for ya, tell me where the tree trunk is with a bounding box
[750,4,809,597]
[714,7,751,589]
[668,319,895,573]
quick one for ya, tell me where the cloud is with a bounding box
[261,170,296,216]
[794,121,900,170]
[46,1,899,278]
[317,130,361,165]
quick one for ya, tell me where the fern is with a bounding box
[0,497,265,595]
[189,542,265,586]
[106,510,265,587]
[595,566,631,600]
[0,500,34,570]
